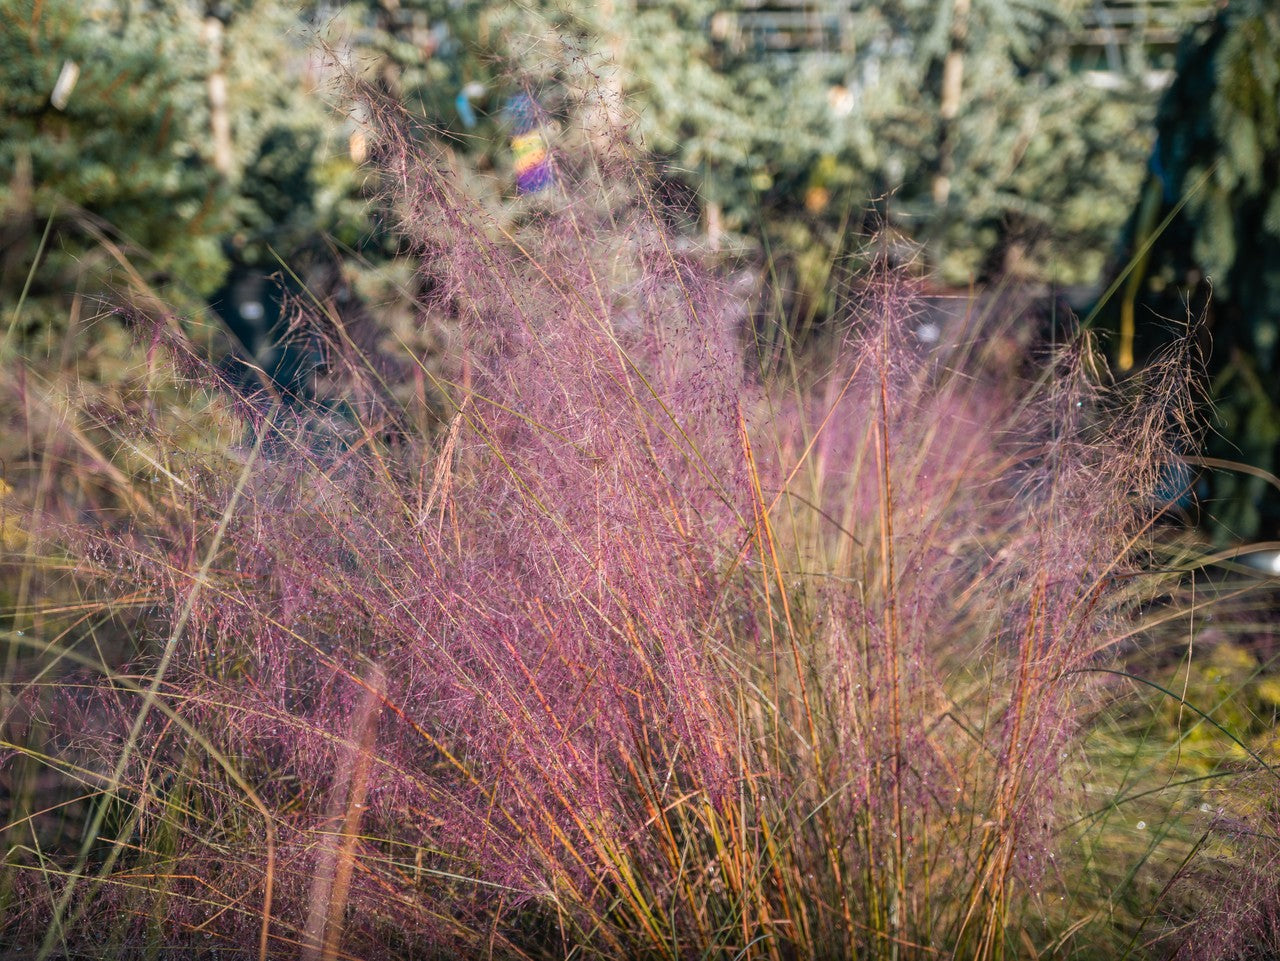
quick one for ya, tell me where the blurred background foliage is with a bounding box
[3,0,1279,539]
[364,0,1177,303]
[1,0,229,339]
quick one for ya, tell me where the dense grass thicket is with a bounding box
[3,84,1280,961]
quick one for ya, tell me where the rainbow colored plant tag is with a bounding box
[506,92,553,195]
[512,130,552,194]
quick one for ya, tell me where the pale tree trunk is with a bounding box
[201,16,233,177]
[932,0,971,207]
[587,0,628,157]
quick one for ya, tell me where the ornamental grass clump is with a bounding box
[4,87,1253,961]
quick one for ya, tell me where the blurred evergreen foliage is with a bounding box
[624,0,1150,288]
[352,0,1170,318]
[0,0,230,343]
[0,0,1239,393]
[1101,0,1280,542]
[0,0,371,356]
[0,0,1190,339]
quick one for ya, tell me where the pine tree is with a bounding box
[0,0,231,347]
[0,0,375,399]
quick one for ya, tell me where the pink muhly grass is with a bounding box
[6,83,1228,961]
[1165,784,1280,960]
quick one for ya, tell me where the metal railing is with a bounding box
[1079,0,1219,46]
[694,0,1219,57]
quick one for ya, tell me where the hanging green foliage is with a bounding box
[1102,0,1280,541]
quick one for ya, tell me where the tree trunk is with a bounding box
[933,0,972,207]
[588,0,628,156]
[202,17,233,177]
